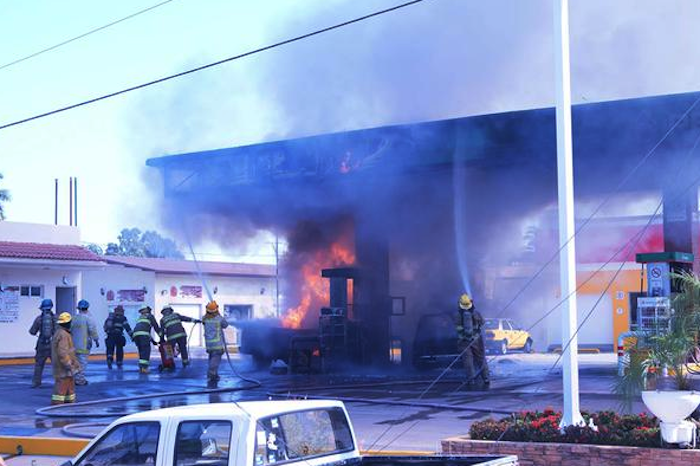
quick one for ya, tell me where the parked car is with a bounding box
[412,313,460,370]
[483,318,533,354]
[60,399,517,466]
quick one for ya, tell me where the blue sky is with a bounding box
[2,0,700,260]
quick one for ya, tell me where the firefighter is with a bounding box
[456,293,490,389]
[51,312,80,405]
[72,299,99,385]
[104,305,132,369]
[203,301,228,388]
[132,306,160,374]
[28,299,57,388]
[159,306,200,368]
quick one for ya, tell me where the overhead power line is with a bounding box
[0,0,431,132]
[0,0,180,72]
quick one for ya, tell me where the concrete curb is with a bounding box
[0,436,88,457]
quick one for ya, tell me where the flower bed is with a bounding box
[469,408,662,448]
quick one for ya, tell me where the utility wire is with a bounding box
[371,98,700,452]
[0,0,180,72]
[521,131,700,404]
[477,94,700,325]
[0,0,431,131]
[381,162,698,451]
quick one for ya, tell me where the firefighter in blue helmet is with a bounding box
[71,299,99,385]
[132,306,160,374]
[203,301,228,388]
[456,293,490,390]
[104,305,133,369]
[29,299,57,388]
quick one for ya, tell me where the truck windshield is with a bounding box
[74,421,160,466]
[254,407,354,466]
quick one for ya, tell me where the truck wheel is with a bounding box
[500,340,508,355]
[524,339,533,353]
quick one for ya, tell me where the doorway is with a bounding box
[56,287,77,314]
[223,304,252,346]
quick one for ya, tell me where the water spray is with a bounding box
[452,151,472,295]
[183,225,261,387]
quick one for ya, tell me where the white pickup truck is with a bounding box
[60,400,516,466]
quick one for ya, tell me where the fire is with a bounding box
[282,238,355,329]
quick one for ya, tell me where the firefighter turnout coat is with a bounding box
[72,313,99,354]
[160,312,196,341]
[203,313,229,353]
[51,326,80,379]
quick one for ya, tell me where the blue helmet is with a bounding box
[39,299,53,310]
[77,299,90,310]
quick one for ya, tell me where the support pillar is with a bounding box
[354,220,391,366]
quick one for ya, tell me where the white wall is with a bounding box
[0,266,81,356]
[154,274,276,347]
[0,262,278,355]
[0,221,80,245]
[82,265,156,352]
[547,293,614,350]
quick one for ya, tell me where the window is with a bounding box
[483,319,498,330]
[75,422,160,466]
[174,421,232,466]
[20,285,43,298]
[503,321,513,331]
[254,408,354,466]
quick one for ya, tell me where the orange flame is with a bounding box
[282,238,355,329]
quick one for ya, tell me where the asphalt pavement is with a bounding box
[0,351,641,453]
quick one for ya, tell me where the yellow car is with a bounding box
[483,318,533,354]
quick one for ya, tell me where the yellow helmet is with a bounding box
[459,293,473,310]
[205,300,219,314]
[57,312,72,324]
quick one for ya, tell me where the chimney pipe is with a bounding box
[74,177,78,227]
[54,179,58,225]
[69,177,73,226]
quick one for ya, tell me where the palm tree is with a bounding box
[0,173,10,220]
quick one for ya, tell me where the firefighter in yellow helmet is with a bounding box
[456,293,490,389]
[51,312,80,404]
[203,301,228,388]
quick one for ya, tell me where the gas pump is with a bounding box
[634,252,694,334]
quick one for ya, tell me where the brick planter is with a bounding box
[441,436,700,466]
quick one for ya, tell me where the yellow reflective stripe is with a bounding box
[133,331,150,337]
[52,395,66,401]
[169,332,186,340]
[139,359,150,364]
[164,320,180,327]
[66,394,76,401]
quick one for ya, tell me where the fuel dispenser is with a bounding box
[634,252,694,334]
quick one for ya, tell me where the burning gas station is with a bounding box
[7,1,700,464]
[146,90,700,371]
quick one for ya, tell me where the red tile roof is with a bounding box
[104,256,275,277]
[0,241,103,262]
